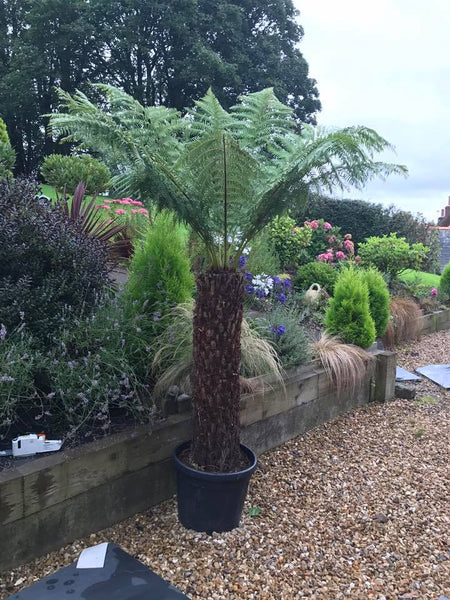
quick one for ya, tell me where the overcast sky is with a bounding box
[293,0,450,223]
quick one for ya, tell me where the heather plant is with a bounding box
[0,179,109,342]
[358,233,428,281]
[293,261,338,294]
[360,268,390,337]
[41,154,111,194]
[325,268,376,348]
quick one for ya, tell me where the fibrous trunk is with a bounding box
[191,268,244,472]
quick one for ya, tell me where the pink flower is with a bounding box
[327,235,336,243]
[343,239,354,253]
[137,208,148,214]
[318,253,328,261]
[131,209,137,214]
[430,287,438,298]
[354,255,361,264]
[309,220,319,229]
[115,209,126,215]
[120,199,132,205]
[344,233,352,240]
[130,199,144,206]
[304,221,311,227]
[96,204,111,210]
[336,251,346,260]
[323,222,332,230]
[103,199,112,203]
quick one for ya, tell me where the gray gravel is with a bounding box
[1,331,449,599]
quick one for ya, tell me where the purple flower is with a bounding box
[283,278,291,290]
[270,324,286,337]
[430,287,438,298]
[272,276,281,286]
[256,288,265,298]
[245,285,255,295]
[277,293,286,303]
[245,271,253,282]
[238,255,247,270]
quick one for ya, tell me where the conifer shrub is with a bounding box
[294,261,338,294]
[0,117,15,178]
[440,263,450,299]
[325,268,376,348]
[123,210,194,336]
[360,268,390,337]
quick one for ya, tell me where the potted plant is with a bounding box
[49,85,406,532]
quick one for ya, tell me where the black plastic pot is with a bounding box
[173,441,257,533]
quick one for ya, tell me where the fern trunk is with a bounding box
[191,268,244,472]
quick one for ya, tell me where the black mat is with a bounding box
[7,543,189,600]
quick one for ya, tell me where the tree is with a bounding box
[0,0,320,173]
[48,84,407,472]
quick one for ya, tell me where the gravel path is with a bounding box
[1,331,449,599]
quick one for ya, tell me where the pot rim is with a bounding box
[173,440,257,480]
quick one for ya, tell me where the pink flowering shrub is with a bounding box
[95,197,150,236]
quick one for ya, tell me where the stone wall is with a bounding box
[437,228,450,272]
[0,350,396,573]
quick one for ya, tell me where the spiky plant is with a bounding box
[382,297,422,349]
[48,85,407,471]
[57,182,130,262]
[312,333,374,395]
[151,302,283,397]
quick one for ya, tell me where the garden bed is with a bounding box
[0,350,394,574]
[2,332,449,599]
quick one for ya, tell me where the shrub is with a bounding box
[440,263,450,298]
[358,233,428,281]
[0,295,153,442]
[360,268,390,337]
[382,297,422,349]
[123,210,194,338]
[325,268,376,348]
[267,214,312,269]
[0,178,109,342]
[294,261,338,293]
[0,117,15,178]
[295,195,440,273]
[41,154,111,194]
[251,304,311,369]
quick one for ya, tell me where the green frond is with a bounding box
[186,88,233,138]
[47,85,407,270]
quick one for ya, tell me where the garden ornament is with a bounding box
[305,283,322,306]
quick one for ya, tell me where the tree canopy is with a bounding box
[0,0,320,174]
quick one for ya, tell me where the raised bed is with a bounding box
[0,350,395,572]
[419,307,450,335]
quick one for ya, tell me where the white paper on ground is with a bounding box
[76,542,109,569]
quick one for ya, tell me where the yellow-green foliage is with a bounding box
[325,267,376,348]
[361,268,390,337]
[125,210,194,319]
[440,263,450,298]
[0,117,15,178]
